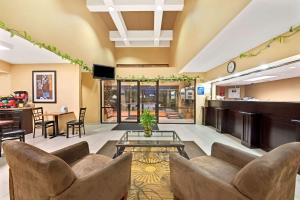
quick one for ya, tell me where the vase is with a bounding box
[144,129,152,137]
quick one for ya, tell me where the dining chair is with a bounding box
[66,108,87,138]
[32,107,55,138]
[0,110,25,157]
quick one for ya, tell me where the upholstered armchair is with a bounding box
[170,142,300,200]
[3,141,132,200]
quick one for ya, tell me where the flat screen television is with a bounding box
[93,64,115,80]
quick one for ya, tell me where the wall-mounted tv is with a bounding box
[93,64,115,80]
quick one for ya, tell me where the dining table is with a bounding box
[44,112,75,139]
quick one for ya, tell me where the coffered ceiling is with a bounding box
[87,0,184,48]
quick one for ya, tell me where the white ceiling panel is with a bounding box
[181,0,300,72]
[0,29,68,64]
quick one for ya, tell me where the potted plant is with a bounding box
[140,109,156,137]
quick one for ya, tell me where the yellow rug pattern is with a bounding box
[127,147,176,200]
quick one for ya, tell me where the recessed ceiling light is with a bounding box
[258,64,269,70]
[123,38,127,41]
[156,5,163,11]
[0,41,13,51]
[289,66,297,69]
[154,38,159,41]
[232,73,241,77]
[244,75,276,82]
[108,6,115,12]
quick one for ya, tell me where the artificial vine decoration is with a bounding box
[240,25,300,58]
[0,20,91,72]
[116,74,201,83]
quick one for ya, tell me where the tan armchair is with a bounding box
[170,142,300,200]
[3,141,132,200]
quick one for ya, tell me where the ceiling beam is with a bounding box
[110,30,173,41]
[154,0,164,46]
[115,40,170,48]
[87,0,184,12]
[103,0,130,46]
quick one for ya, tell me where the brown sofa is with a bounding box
[170,142,300,200]
[3,141,132,200]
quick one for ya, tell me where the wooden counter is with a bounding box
[0,107,33,134]
[202,100,300,151]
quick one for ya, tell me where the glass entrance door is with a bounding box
[140,81,158,122]
[120,81,139,122]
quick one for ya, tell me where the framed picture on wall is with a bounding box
[32,71,57,103]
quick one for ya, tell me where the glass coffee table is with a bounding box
[113,130,189,159]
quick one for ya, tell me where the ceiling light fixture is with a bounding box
[289,66,297,69]
[258,64,269,70]
[0,41,13,51]
[123,38,127,41]
[244,75,276,82]
[232,73,241,77]
[154,38,159,41]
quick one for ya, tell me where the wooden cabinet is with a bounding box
[215,108,227,133]
[240,111,260,148]
[0,108,33,134]
[201,106,209,126]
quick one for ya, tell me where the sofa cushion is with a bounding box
[71,154,112,178]
[191,156,241,183]
[232,142,300,200]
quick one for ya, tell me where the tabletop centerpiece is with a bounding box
[140,109,156,137]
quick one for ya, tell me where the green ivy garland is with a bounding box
[116,74,201,83]
[0,21,200,82]
[240,25,300,58]
[0,20,91,71]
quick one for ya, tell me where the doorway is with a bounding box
[101,80,196,124]
[119,81,139,123]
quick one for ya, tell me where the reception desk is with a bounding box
[0,107,33,134]
[202,100,300,151]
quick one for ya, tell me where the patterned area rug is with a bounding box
[97,141,206,200]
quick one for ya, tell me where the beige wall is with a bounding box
[81,72,100,123]
[0,0,116,123]
[116,48,170,65]
[115,47,179,78]
[244,77,300,102]
[0,60,12,96]
[0,60,11,73]
[9,64,81,116]
[0,0,115,68]
[170,0,250,71]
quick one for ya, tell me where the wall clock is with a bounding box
[227,61,236,74]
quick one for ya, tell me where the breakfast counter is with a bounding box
[0,107,33,134]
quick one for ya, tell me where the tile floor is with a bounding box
[0,124,299,200]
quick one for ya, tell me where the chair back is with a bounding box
[0,110,22,132]
[79,108,87,123]
[32,107,44,123]
[233,142,300,200]
[3,140,76,200]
